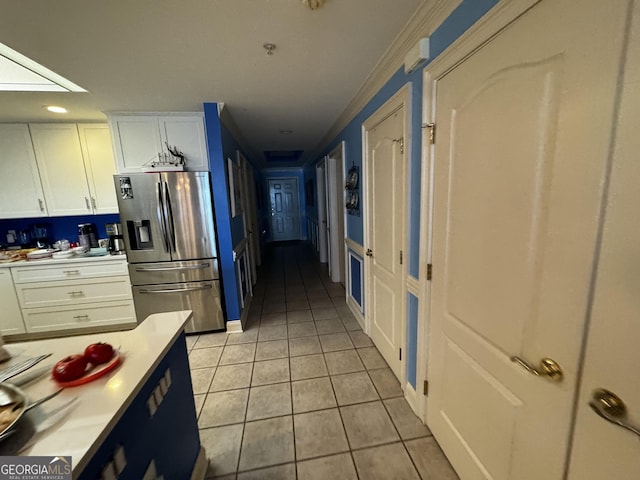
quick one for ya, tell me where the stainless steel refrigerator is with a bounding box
[114,171,224,333]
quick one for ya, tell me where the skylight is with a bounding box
[0,42,86,92]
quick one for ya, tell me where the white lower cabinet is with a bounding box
[22,302,135,334]
[0,270,26,335]
[10,258,136,337]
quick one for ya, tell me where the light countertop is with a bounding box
[0,310,192,475]
[0,254,127,269]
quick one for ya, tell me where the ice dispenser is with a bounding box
[127,220,153,250]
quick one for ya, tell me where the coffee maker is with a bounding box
[106,223,126,255]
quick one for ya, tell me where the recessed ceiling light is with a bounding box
[280,130,293,134]
[44,105,67,113]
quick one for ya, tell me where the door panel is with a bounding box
[567,3,640,478]
[163,172,217,261]
[366,103,406,380]
[427,1,629,478]
[115,173,172,264]
[445,58,562,356]
[269,178,301,241]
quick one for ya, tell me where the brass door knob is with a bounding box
[511,356,563,382]
[590,388,640,439]
[366,249,373,257]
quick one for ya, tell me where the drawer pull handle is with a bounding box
[63,270,80,275]
[73,315,90,320]
[67,291,84,296]
[139,284,213,294]
[135,263,211,272]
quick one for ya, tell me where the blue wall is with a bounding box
[203,103,241,321]
[308,0,499,388]
[310,0,499,277]
[0,214,120,247]
[219,121,249,249]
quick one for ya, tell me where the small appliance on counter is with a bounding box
[78,223,99,250]
[106,223,126,255]
[30,223,51,249]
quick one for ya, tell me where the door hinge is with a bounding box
[400,250,403,265]
[424,123,435,144]
[399,348,402,361]
[427,264,433,281]
[423,380,429,396]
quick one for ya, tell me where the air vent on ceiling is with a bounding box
[264,150,304,163]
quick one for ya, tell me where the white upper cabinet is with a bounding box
[29,124,118,216]
[108,113,209,173]
[77,124,118,214]
[0,124,48,218]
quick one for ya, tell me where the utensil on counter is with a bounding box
[0,383,64,440]
[0,354,51,384]
[15,397,80,452]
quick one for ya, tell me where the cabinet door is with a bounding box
[109,116,162,172]
[159,115,209,171]
[0,124,47,218]
[0,270,26,335]
[78,124,118,214]
[30,124,93,216]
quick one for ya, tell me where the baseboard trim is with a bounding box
[226,319,243,333]
[346,297,366,331]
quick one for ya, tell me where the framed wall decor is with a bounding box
[228,157,243,217]
[345,165,360,216]
[345,165,359,190]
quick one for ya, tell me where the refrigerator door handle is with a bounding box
[135,263,211,272]
[156,181,170,252]
[138,284,213,294]
[164,182,177,252]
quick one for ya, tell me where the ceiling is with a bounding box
[0,0,424,167]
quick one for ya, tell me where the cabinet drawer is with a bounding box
[23,301,136,333]
[11,260,128,283]
[17,276,132,309]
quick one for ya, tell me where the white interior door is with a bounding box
[269,177,301,242]
[426,1,630,479]
[567,3,640,477]
[238,151,259,281]
[327,143,346,284]
[316,162,328,262]
[365,91,407,381]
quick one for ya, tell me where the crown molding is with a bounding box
[311,0,461,160]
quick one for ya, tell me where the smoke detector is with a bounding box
[302,0,326,10]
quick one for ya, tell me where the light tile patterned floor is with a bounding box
[187,242,459,479]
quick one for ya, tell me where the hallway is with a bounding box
[187,242,459,479]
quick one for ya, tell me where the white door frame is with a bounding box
[416,0,542,423]
[327,142,346,284]
[316,160,328,263]
[237,150,258,282]
[362,84,410,386]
